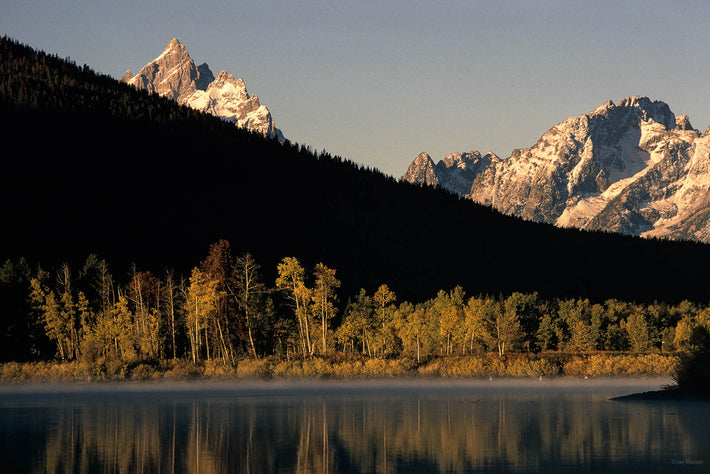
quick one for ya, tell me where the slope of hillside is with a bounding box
[2,36,710,305]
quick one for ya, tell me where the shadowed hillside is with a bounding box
[2,35,710,306]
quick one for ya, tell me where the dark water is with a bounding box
[0,378,708,473]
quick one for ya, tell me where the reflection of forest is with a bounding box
[24,392,708,473]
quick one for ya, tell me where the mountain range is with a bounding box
[3,35,710,307]
[120,38,284,142]
[403,97,710,243]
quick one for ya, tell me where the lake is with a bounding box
[0,377,707,473]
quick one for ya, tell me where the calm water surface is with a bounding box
[0,378,708,473]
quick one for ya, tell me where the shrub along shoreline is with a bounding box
[0,352,677,383]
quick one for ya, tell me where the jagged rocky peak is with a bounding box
[402,152,439,187]
[441,151,476,168]
[586,96,674,133]
[441,151,498,169]
[208,70,248,101]
[185,69,283,140]
[122,38,207,103]
[675,114,694,131]
[593,99,615,112]
[608,96,675,129]
[121,38,283,141]
[402,96,710,243]
[119,70,133,82]
[401,151,498,196]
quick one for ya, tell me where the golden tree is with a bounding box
[276,257,312,356]
[373,284,398,356]
[484,297,521,357]
[311,263,340,355]
[184,267,218,363]
[397,303,429,362]
[29,278,68,360]
[28,264,81,360]
[462,297,487,354]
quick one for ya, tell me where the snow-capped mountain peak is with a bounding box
[121,38,283,141]
[402,96,710,243]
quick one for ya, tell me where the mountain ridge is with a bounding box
[121,38,284,141]
[403,96,710,243]
[3,36,710,306]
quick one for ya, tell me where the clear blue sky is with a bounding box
[2,0,710,177]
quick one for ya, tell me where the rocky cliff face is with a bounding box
[402,151,499,196]
[402,97,710,243]
[402,153,440,187]
[121,38,283,141]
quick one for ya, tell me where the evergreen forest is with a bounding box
[2,36,710,377]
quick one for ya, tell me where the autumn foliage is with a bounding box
[0,238,704,381]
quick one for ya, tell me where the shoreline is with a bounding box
[0,375,674,399]
[0,352,677,384]
[611,387,710,402]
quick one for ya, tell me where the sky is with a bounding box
[2,0,710,177]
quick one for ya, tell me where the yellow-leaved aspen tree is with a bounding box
[373,284,396,355]
[312,263,340,356]
[88,259,116,358]
[463,297,487,354]
[112,293,136,361]
[487,298,521,357]
[29,277,67,360]
[90,300,114,358]
[399,304,427,363]
[185,267,218,363]
[339,289,374,356]
[57,263,79,360]
[76,291,93,350]
[626,310,651,352]
[276,257,311,357]
[439,286,465,355]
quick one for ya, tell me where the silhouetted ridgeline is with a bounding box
[1,35,710,306]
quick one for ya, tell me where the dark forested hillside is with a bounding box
[1,35,710,307]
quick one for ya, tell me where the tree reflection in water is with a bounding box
[0,380,708,473]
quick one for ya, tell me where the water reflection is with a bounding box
[0,379,708,473]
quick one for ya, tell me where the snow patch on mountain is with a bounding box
[402,96,710,243]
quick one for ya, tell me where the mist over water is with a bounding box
[0,378,707,473]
